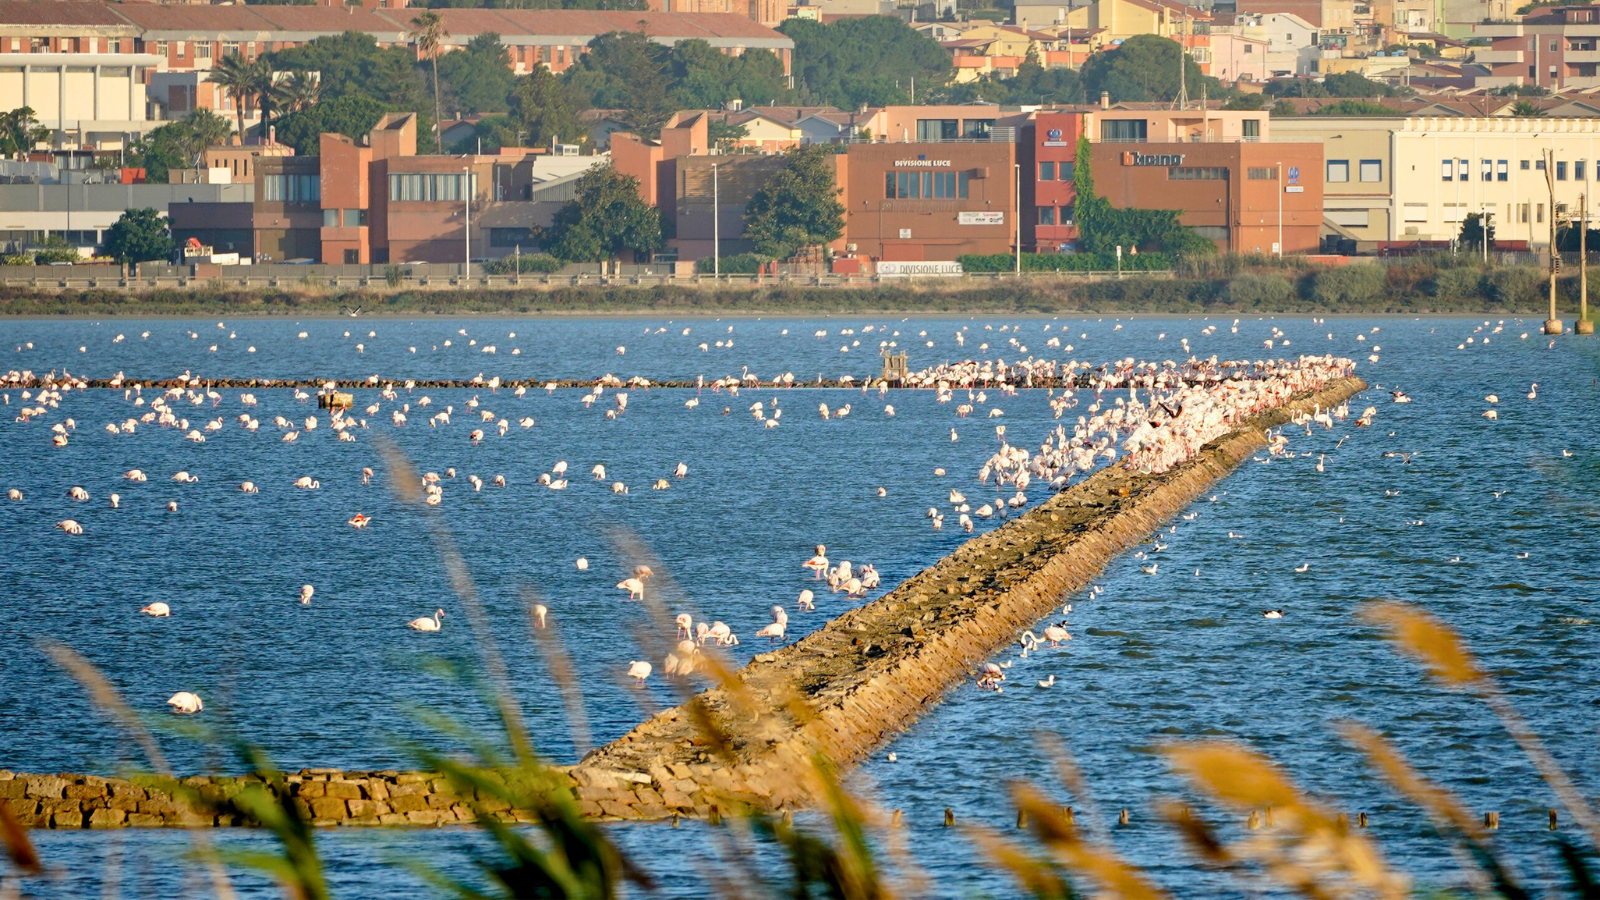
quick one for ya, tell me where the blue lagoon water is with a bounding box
[3,314,1598,898]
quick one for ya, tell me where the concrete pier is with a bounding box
[1,377,1366,829]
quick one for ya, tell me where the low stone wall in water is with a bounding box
[2,377,1366,829]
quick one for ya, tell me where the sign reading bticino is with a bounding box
[1122,151,1185,166]
[878,261,964,277]
[958,211,1005,225]
[895,159,952,167]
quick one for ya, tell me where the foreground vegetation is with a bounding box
[1,254,1593,318]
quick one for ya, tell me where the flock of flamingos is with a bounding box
[2,316,1388,715]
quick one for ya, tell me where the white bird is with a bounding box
[1140,563,1158,575]
[1037,675,1056,688]
[166,692,203,715]
[407,609,444,631]
[576,557,589,570]
[617,577,645,600]
[299,584,314,606]
[293,476,320,490]
[1264,610,1285,619]
[627,660,652,684]
[56,519,83,535]
[141,602,171,617]
[1294,563,1310,573]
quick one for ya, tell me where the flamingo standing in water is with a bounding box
[300,585,314,605]
[166,692,203,714]
[141,602,171,617]
[803,545,829,578]
[627,661,652,685]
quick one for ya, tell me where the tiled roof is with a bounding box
[0,1,131,27]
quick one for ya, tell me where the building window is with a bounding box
[1579,160,1588,180]
[263,173,321,203]
[1058,161,1073,181]
[388,173,475,202]
[1443,203,1467,222]
[962,119,994,139]
[195,42,211,59]
[345,209,366,227]
[1481,159,1493,181]
[1244,44,1253,53]
[490,228,534,248]
[1536,158,1546,170]
[1100,119,1147,142]
[1459,158,1469,181]
[1521,159,1531,170]
[1039,161,1056,181]
[1038,207,1056,226]
[323,209,338,227]
[1168,167,1227,180]
[1359,159,1381,182]
[223,41,240,57]
[1248,167,1277,180]
[1441,159,1453,181]
[1519,202,1529,223]
[1558,160,1569,180]
[916,119,959,141]
[1327,160,1350,182]
[1403,203,1428,222]
[1498,159,1509,181]
[156,40,168,56]
[1537,203,1544,223]
[30,38,43,52]
[1243,119,1260,138]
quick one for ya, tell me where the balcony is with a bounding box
[1472,48,1527,63]
[1565,48,1600,62]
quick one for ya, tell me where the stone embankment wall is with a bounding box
[3,377,1366,829]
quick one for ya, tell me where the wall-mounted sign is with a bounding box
[899,228,913,239]
[1284,186,1305,193]
[1288,165,1301,185]
[1043,127,1069,147]
[878,261,964,277]
[895,159,952,167]
[958,211,1005,225]
[1122,151,1185,166]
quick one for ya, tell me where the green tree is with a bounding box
[1070,134,1210,255]
[269,32,434,145]
[1460,211,1495,250]
[1310,99,1403,116]
[209,54,275,139]
[32,235,80,265]
[126,110,233,182]
[1511,99,1547,117]
[743,145,845,263]
[708,119,748,154]
[567,30,673,137]
[666,40,786,110]
[436,33,514,116]
[1079,34,1208,103]
[781,17,952,108]
[510,65,588,149]
[272,70,321,116]
[541,164,662,262]
[104,208,174,265]
[0,107,50,158]
[410,12,449,138]
[272,95,390,155]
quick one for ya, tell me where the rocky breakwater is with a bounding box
[2,375,1365,829]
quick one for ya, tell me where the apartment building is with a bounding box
[1273,115,1600,249]
[1476,4,1600,92]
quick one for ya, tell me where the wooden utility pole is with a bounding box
[1544,148,1564,335]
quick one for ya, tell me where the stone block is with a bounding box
[364,782,389,801]
[309,797,346,820]
[108,783,148,801]
[388,794,427,814]
[377,813,408,825]
[345,799,381,818]
[388,782,426,797]
[25,776,66,799]
[0,780,25,799]
[394,773,430,784]
[125,813,164,828]
[404,809,446,825]
[64,784,106,801]
[296,781,326,799]
[325,781,362,800]
[50,806,85,828]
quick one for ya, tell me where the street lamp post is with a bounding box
[1543,147,1563,335]
[462,165,471,282]
[712,163,720,277]
[1014,163,1021,275]
[1276,161,1283,258]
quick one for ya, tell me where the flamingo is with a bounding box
[300,585,314,605]
[797,589,815,611]
[348,513,371,529]
[56,519,83,535]
[532,604,548,629]
[166,692,203,714]
[576,557,589,570]
[293,476,319,490]
[803,545,829,578]
[617,578,645,600]
[68,486,89,501]
[675,613,694,639]
[407,609,444,631]
[141,602,171,617]
[240,481,259,493]
[627,661,652,685]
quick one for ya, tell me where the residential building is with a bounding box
[1274,115,1600,249]
[1214,11,1320,76]
[782,0,895,22]
[1475,5,1600,92]
[1209,31,1270,82]
[1440,0,1510,39]
[1233,0,1354,30]
[1057,0,1213,72]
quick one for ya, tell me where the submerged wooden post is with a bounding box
[1551,809,1560,830]
[1485,811,1499,830]
[1118,808,1130,827]
[944,807,955,827]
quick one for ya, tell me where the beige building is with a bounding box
[1273,116,1600,248]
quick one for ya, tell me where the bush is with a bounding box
[956,252,1173,273]
[1,253,33,266]
[1309,264,1386,305]
[1486,266,1543,305]
[32,235,80,265]
[384,264,405,287]
[1223,273,1294,308]
[1430,266,1485,300]
[697,253,766,275]
[483,254,565,275]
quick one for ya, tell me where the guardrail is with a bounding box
[0,270,1173,292]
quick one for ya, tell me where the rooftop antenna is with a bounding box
[1173,12,1190,110]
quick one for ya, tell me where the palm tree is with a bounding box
[272,71,320,116]
[208,55,274,141]
[182,109,235,165]
[410,11,447,140]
